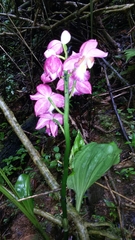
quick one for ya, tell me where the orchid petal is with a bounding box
[30,92,43,101]
[51,93,65,108]
[44,49,56,58]
[80,39,98,55]
[46,40,63,55]
[87,48,108,58]
[61,30,71,44]
[36,84,52,97]
[72,69,90,82]
[50,121,58,137]
[56,78,64,91]
[64,52,80,72]
[53,113,63,124]
[36,117,49,129]
[34,99,51,116]
[76,81,92,95]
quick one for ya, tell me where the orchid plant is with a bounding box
[30,30,108,134]
[29,30,121,239]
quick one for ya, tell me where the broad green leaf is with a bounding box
[67,142,121,212]
[15,174,34,215]
[0,171,50,239]
[124,49,135,61]
[69,131,85,167]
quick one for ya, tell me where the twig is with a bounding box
[18,188,61,201]
[0,12,34,23]
[93,84,135,98]
[102,58,133,108]
[95,181,135,205]
[104,66,134,152]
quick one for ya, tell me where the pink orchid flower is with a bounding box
[57,73,92,96]
[44,55,63,80]
[44,30,71,58]
[63,40,108,82]
[36,113,63,137]
[77,39,108,69]
[30,84,64,116]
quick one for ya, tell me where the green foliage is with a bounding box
[116,167,135,179]
[92,214,106,223]
[0,122,8,142]
[15,174,34,215]
[126,132,135,147]
[5,74,18,99]
[117,108,135,148]
[98,112,113,130]
[69,130,85,167]
[42,146,62,170]
[104,199,118,221]
[124,48,135,62]
[2,146,27,176]
[67,142,121,212]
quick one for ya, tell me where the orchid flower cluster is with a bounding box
[30,30,108,137]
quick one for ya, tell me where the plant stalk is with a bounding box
[61,71,71,240]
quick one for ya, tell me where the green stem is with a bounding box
[61,71,71,240]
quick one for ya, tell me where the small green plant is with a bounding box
[125,124,135,147]
[0,122,8,142]
[124,48,135,62]
[118,108,135,147]
[5,74,19,100]
[92,214,106,223]
[42,146,62,170]
[116,167,135,179]
[104,199,118,221]
[2,146,27,176]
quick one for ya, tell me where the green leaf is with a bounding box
[67,142,121,212]
[124,49,135,61]
[50,160,57,168]
[104,199,116,208]
[15,174,34,215]
[0,170,50,239]
[69,131,85,167]
[53,146,59,153]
